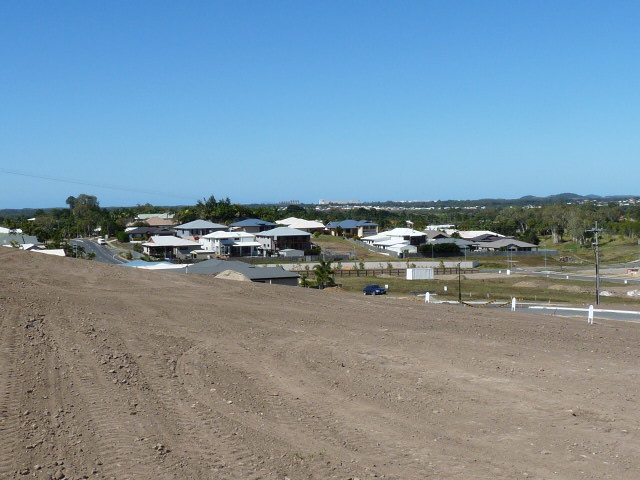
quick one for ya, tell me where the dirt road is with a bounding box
[1,248,639,479]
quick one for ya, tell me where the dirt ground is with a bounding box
[1,248,639,480]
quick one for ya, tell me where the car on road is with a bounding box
[97,238,106,245]
[363,284,387,295]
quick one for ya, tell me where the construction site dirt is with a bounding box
[1,248,639,479]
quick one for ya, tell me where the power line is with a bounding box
[0,168,195,200]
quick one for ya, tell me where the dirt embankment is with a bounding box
[1,248,639,479]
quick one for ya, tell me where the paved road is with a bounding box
[71,239,126,265]
[522,305,640,323]
[431,299,640,323]
[519,270,640,285]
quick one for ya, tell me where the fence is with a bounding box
[237,253,354,265]
[303,267,476,278]
[468,249,558,257]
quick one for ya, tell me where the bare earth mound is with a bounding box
[215,269,252,282]
[1,248,639,479]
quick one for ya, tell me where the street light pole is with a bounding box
[587,222,603,306]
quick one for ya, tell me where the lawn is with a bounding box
[328,272,640,306]
[552,236,640,265]
[312,234,392,261]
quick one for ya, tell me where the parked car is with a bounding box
[363,284,387,295]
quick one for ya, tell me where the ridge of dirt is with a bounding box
[1,248,639,479]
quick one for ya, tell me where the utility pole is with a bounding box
[588,222,603,305]
[458,262,462,304]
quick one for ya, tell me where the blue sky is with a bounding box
[1,1,639,208]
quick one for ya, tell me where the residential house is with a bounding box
[255,227,312,255]
[276,217,325,233]
[362,228,427,257]
[184,259,300,286]
[466,233,506,243]
[127,226,175,242]
[142,235,201,259]
[423,229,451,241]
[363,228,426,247]
[143,217,178,227]
[229,218,277,234]
[0,234,41,249]
[199,231,261,257]
[174,220,227,240]
[122,258,300,286]
[0,227,23,235]
[473,239,538,252]
[135,213,175,221]
[127,213,177,228]
[325,220,378,238]
[445,229,504,240]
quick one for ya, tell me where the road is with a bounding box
[70,238,126,265]
[520,270,640,285]
[521,304,640,323]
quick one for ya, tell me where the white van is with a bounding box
[97,238,106,245]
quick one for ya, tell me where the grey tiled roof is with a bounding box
[186,259,299,280]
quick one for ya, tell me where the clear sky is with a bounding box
[1,1,639,209]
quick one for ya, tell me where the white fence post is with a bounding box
[511,297,516,312]
[425,292,430,303]
[588,305,594,325]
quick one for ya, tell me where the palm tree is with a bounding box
[313,260,334,289]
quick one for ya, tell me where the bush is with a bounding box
[418,242,460,255]
[116,231,129,243]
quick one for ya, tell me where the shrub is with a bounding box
[418,243,460,255]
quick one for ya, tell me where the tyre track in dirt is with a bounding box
[170,307,496,479]
[179,342,383,478]
[179,338,480,479]
[45,313,178,480]
[122,333,304,480]
[0,308,22,477]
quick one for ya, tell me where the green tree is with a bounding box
[313,260,334,289]
[196,195,218,220]
[69,194,101,236]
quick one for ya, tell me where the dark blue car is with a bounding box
[363,284,387,295]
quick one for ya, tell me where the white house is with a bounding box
[444,229,504,240]
[199,231,261,257]
[174,220,227,239]
[363,228,426,247]
[276,217,325,233]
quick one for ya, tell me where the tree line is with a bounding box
[2,194,639,248]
